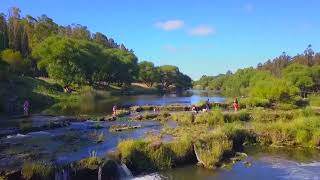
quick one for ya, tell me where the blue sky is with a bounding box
[1,0,320,80]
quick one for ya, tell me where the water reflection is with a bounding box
[47,90,225,116]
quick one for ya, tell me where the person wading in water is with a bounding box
[23,100,30,117]
[112,104,118,119]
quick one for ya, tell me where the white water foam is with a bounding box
[132,173,165,180]
[6,133,28,139]
[261,156,320,180]
[27,131,53,136]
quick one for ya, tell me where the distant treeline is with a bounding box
[0,7,191,91]
[194,45,320,106]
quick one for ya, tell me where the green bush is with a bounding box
[22,161,54,180]
[242,97,270,108]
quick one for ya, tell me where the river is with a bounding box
[1,90,320,179]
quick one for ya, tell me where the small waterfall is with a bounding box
[55,169,70,180]
[193,144,205,166]
[118,162,133,179]
[98,166,102,180]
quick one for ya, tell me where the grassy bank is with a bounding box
[0,76,159,115]
[115,100,320,174]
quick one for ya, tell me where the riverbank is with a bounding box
[0,76,161,116]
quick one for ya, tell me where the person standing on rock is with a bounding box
[23,100,30,117]
[205,99,210,111]
[113,104,117,117]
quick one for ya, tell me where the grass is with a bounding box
[21,161,54,180]
[223,110,251,122]
[194,110,224,127]
[78,156,102,170]
[253,116,320,147]
[117,137,196,174]
[171,112,194,125]
[195,132,233,169]
[309,95,320,107]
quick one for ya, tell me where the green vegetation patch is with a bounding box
[22,161,54,180]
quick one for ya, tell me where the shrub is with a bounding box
[242,97,270,108]
[22,161,54,180]
[195,132,233,169]
[0,49,24,74]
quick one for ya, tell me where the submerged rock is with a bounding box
[109,124,142,132]
[244,161,252,167]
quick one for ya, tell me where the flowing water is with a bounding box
[135,146,320,180]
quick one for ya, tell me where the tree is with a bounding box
[158,65,192,91]
[282,63,314,97]
[158,65,179,91]
[304,44,314,66]
[250,78,299,103]
[138,61,159,87]
[32,36,96,86]
[8,7,22,51]
[0,13,9,51]
[0,49,23,73]
[69,24,91,40]
[93,32,111,48]
[105,48,138,85]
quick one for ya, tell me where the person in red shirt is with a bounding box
[233,98,240,112]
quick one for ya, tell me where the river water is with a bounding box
[46,90,225,116]
[136,147,320,180]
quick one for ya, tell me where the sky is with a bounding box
[1,0,320,80]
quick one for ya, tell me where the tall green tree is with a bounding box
[0,13,9,51]
[138,61,159,87]
[282,63,314,97]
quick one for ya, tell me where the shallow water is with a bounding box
[0,118,164,170]
[140,146,320,180]
[47,90,225,116]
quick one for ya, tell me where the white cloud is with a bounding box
[155,20,184,31]
[189,26,215,36]
[244,3,254,13]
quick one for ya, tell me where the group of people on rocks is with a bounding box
[22,97,240,119]
[191,97,240,114]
